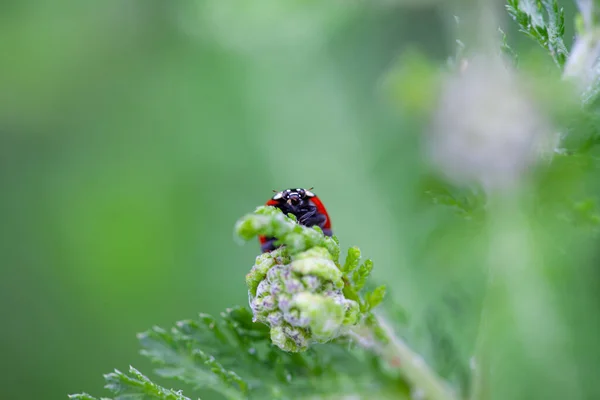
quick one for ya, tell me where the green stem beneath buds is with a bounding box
[351,314,457,400]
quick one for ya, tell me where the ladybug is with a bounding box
[259,187,332,252]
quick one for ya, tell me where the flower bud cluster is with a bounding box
[246,247,359,352]
[236,206,364,352]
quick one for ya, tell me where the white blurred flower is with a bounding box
[563,0,600,102]
[427,55,556,192]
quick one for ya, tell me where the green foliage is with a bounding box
[341,246,361,273]
[72,307,405,400]
[69,367,191,400]
[364,286,387,312]
[420,175,486,219]
[506,0,568,67]
[351,259,374,292]
[499,27,519,64]
[236,206,339,259]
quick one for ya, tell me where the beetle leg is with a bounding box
[261,237,278,253]
[298,208,327,229]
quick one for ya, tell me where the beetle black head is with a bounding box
[272,188,315,211]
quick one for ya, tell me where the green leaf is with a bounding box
[138,311,251,400]
[74,307,406,399]
[70,366,192,400]
[352,259,374,291]
[69,395,97,400]
[144,307,403,399]
[506,0,568,68]
[364,285,387,312]
[235,206,340,259]
[341,246,361,273]
[499,28,519,65]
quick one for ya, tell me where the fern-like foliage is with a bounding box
[70,367,190,400]
[71,307,406,400]
[506,0,568,68]
[499,27,520,65]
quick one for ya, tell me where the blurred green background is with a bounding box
[2,0,594,399]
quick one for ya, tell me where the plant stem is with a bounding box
[350,314,457,400]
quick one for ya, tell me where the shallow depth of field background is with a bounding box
[2,1,596,399]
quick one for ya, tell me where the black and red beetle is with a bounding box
[259,187,332,252]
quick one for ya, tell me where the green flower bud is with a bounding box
[245,248,289,297]
[236,206,385,352]
[248,246,360,352]
[291,247,343,289]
